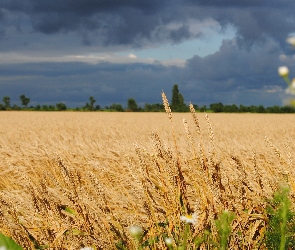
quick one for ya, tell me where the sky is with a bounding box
[1,0,295,108]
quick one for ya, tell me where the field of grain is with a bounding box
[0,110,295,249]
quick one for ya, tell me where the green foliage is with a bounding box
[210,102,224,113]
[110,103,124,112]
[222,104,239,113]
[2,96,10,109]
[2,90,295,112]
[56,103,67,111]
[171,84,188,112]
[215,210,235,250]
[0,232,23,250]
[84,96,97,111]
[89,96,96,111]
[20,94,30,108]
[127,98,138,111]
[41,105,49,111]
[34,105,41,111]
[12,104,21,111]
[48,105,55,111]
[265,185,295,250]
[144,103,163,112]
[199,105,207,112]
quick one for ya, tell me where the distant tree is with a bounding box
[256,105,266,113]
[34,105,41,111]
[231,104,239,112]
[48,105,55,111]
[222,105,230,113]
[127,98,138,111]
[144,103,163,112]
[199,105,207,112]
[110,103,124,112]
[239,104,248,113]
[266,105,281,113]
[41,105,49,111]
[95,104,101,110]
[2,96,10,109]
[281,105,295,113]
[223,104,239,113]
[89,96,96,111]
[84,96,96,111]
[84,103,90,111]
[193,104,199,111]
[20,94,30,108]
[210,102,224,112]
[12,104,21,110]
[171,84,188,112]
[56,103,67,111]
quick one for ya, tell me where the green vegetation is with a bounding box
[1,86,295,113]
[265,186,295,250]
[127,98,139,112]
[171,84,188,112]
[83,96,96,111]
[0,232,23,250]
[19,94,30,108]
[2,96,10,110]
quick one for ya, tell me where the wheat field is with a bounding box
[0,109,295,249]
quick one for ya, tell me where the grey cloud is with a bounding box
[176,38,288,106]
[0,62,174,107]
[2,0,294,48]
[169,25,192,44]
[186,39,280,82]
[0,42,289,109]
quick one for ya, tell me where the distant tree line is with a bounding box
[208,102,295,113]
[1,85,295,113]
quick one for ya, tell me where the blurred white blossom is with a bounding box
[180,213,198,225]
[287,36,295,46]
[278,66,289,77]
[129,225,143,237]
[164,237,173,246]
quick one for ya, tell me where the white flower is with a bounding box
[180,213,198,225]
[0,247,7,250]
[129,225,143,237]
[287,36,295,46]
[164,237,173,246]
[80,248,94,250]
[278,66,289,77]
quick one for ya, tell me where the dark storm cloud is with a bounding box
[180,38,288,106]
[185,39,281,85]
[169,25,192,44]
[0,62,174,107]
[1,0,294,47]
[0,42,289,109]
[1,0,175,45]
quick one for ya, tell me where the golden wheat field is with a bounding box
[0,109,295,249]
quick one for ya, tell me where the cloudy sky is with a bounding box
[1,0,295,108]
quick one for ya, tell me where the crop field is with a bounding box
[0,108,295,249]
